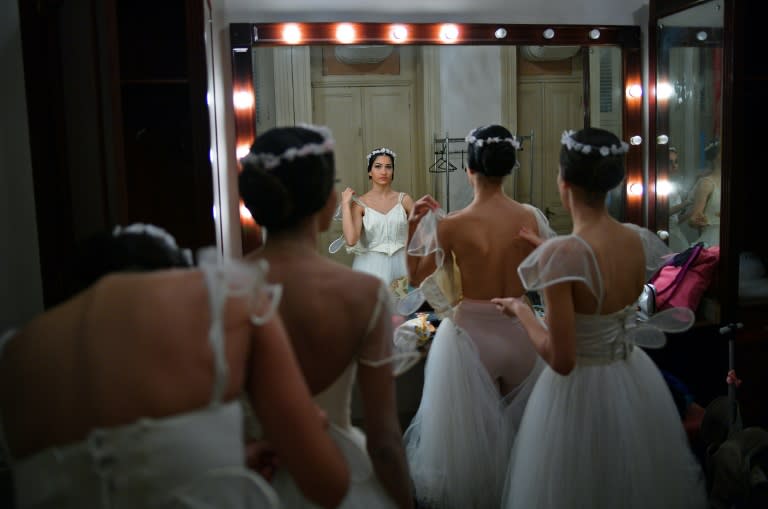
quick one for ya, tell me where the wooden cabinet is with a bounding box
[19,0,215,307]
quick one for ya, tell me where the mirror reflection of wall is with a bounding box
[251,43,624,247]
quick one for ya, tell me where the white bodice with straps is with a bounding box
[0,249,282,509]
[350,192,408,256]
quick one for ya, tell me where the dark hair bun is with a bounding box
[559,127,626,193]
[466,124,518,177]
[239,126,335,233]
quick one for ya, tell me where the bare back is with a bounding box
[441,195,541,300]
[574,219,647,314]
[0,270,253,459]
[260,250,386,394]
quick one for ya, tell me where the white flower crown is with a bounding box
[112,223,193,265]
[560,129,629,156]
[366,147,397,165]
[240,124,335,170]
[465,129,521,150]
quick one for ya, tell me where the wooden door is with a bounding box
[518,80,582,234]
[313,85,416,265]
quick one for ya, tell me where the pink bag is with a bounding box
[650,243,720,311]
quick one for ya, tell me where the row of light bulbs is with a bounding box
[270,23,606,45]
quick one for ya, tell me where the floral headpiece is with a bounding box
[465,128,521,150]
[112,223,193,265]
[561,129,629,156]
[366,147,397,165]
[240,124,335,170]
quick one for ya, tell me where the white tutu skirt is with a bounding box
[404,315,542,509]
[272,424,397,509]
[502,348,707,509]
[352,249,407,287]
[694,224,720,248]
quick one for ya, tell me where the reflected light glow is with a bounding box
[628,182,644,196]
[236,144,251,160]
[656,82,674,100]
[233,90,254,110]
[390,24,408,42]
[439,23,459,43]
[626,84,643,98]
[240,200,255,224]
[656,179,673,197]
[336,23,356,43]
[282,23,302,44]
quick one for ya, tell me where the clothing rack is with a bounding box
[431,134,466,211]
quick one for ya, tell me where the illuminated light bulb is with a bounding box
[628,182,644,196]
[589,29,601,40]
[336,23,356,44]
[494,28,508,39]
[391,24,408,42]
[656,82,674,100]
[236,144,250,160]
[439,23,459,43]
[696,31,708,41]
[630,135,642,146]
[656,179,672,197]
[626,84,643,98]
[282,23,302,44]
[240,201,254,221]
[657,134,669,145]
[543,28,555,39]
[233,91,254,110]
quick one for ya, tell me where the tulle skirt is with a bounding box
[502,347,708,509]
[272,424,397,509]
[404,302,542,509]
[352,249,407,287]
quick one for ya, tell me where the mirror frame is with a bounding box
[649,0,735,320]
[229,22,644,239]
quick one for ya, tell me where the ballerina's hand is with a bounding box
[518,226,544,247]
[341,187,356,206]
[408,194,440,224]
[491,297,529,318]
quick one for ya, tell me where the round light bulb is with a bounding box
[588,29,601,40]
[439,23,459,42]
[656,134,669,145]
[282,23,301,44]
[543,28,555,39]
[630,135,643,146]
[391,25,408,42]
[336,23,356,44]
[494,28,508,39]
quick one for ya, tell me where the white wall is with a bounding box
[1,1,43,331]
[209,0,650,256]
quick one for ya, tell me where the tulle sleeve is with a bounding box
[517,235,603,300]
[358,282,421,376]
[407,208,448,265]
[522,204,557,241]
[622,223,674,279]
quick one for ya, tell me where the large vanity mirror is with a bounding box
[230,23,643,257]
[652,1,724,254]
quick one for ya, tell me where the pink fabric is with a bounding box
[652,245,719,311]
